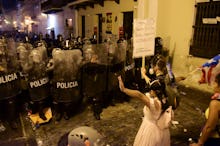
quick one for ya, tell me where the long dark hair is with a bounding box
[150,80,169,112]
[151,54,167,74]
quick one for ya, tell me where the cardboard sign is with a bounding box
[133,18,156,58]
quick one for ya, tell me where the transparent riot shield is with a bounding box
[25,48,50,102]
[0,40,7,73]
[0,38,21,99]
[82,43,108,101]
[82,40,95,63]
[51,49,82,104]
[17,42,33,91]
[36,43,48,61]
[106,36,127,103]
[111,37,127,82]
[17,43,31,72]
[124,39,135,88]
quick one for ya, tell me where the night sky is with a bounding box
[1,0,17,11]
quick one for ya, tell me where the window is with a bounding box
[190,1,220,58]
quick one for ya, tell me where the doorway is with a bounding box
[81,15,85,38]
[97,14,103,43]
[123,11,133,40]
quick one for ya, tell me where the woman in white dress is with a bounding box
[118,75,173,146]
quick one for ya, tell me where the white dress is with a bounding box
[133,97,172,146]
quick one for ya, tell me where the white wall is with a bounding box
[63,7,75,39]
[157,0,196,75]
[77,0,211,91]
[37,13,48,35]
[77,0,137,39]
[157,0,211,91]
[46,7,75,39]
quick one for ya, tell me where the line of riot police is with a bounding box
[0,32,137,132]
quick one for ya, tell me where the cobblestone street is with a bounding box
[0,84,213,146]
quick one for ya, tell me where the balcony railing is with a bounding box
[41,0,68,14]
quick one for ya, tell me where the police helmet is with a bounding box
[68,126,103,146]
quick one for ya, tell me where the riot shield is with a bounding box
[17,42,33,90]
[0,40,7,73]
[0,38,21,99]
[82,43,108,99]
[17,43,29,71]
[25,48,50,102]
[51,49,82,104]
[82,40,95,63]
[81,43,109,117]
[36,42,48,61]
[105,36,127,103]
[124,39,135,88]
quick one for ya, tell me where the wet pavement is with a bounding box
[0,84,213,146]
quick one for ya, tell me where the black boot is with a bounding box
[7,98,19,129]
[92,97,102,120]
[39,102,47,121]
[54,102,62,121]
[63,103,72,120]
[39,111,47,121]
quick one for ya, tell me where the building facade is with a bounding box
[3,0,217,91]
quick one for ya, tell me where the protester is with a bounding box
[141,54,167,94]
[190,73,220,146]
[142,54,185,109]
[118,75,172,146]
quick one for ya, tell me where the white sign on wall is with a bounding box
[133,18,156,58]
[202,18,218,24]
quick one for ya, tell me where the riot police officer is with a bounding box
[0,38,21,129]
[23,47,50,121]
[47,48,83,121]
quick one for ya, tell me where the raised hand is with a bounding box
[141,67,146,76]
[118,75,125,92]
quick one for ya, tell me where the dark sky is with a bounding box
[1,0,17,11]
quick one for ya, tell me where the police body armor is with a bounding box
[51,49,82,104]
[26,48,50,102]
[0,39,21,100]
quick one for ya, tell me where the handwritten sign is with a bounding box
[133,18,156,58]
